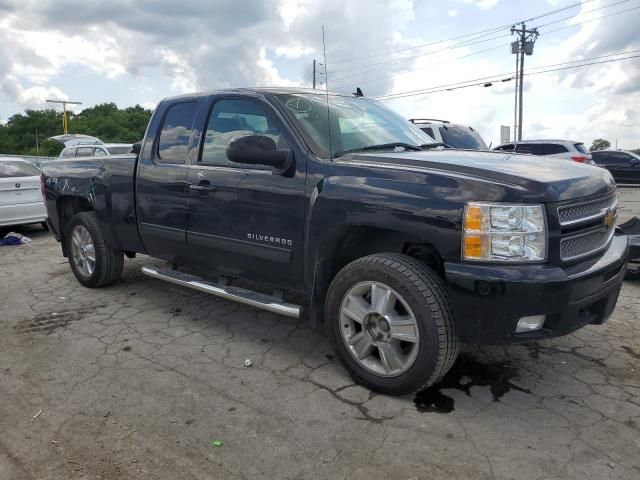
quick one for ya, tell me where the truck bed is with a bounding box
[42,155,146,254]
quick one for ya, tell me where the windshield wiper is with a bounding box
[333,142,423,158]
[420,142,450,149]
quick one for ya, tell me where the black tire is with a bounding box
[325,253,459,396]
[41,221,49,231]
[66,212,124,288]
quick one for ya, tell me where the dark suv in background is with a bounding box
[591,150,640,184]
[493,139,594,165]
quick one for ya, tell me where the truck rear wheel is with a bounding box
[66,212,124,288]
[325,253,459,395]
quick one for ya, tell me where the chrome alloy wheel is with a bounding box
[71,225,96,277]
[339,281,420,377]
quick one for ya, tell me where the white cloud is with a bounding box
[463,0,499,10]
[448,9,458,17]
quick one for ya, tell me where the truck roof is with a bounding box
[162,87,357,102]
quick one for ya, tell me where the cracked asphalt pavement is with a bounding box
[1,187,639,480]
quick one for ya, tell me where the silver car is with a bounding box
[0,159,47,228]
[493,139,594,165]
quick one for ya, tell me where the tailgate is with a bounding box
[0,176,42,206]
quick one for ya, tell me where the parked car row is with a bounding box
[407,117,638,184]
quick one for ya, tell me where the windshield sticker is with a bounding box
[285,97,312,114]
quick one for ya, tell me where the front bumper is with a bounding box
[444,231,629,344]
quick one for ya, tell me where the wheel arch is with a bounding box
[308,224,445,326]
[56,195,94,257]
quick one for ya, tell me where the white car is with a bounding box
[493,139,594,165]
[409,118,488,150]
[0,159,47,228]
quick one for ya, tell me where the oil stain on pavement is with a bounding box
[414,354,531,413]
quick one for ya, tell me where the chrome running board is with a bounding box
[141,266,300,318]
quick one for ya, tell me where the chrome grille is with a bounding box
[557,193,617,226]
[560,227,615,261]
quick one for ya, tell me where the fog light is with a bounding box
[516,315,546,333]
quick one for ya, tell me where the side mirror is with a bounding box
[630,158,639,166]
[131,142,142,155]
[227,135,292,175]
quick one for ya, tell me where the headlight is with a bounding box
[463,202,546,262]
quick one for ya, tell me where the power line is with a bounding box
[533,0,631,28]
[331,1,640,90]
[328,32,511,82]
[374,51,640,101]
[328,0,597,65]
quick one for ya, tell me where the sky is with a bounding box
[0,0,638,148]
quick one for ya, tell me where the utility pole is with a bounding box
[313,59,316,89]
[510,23,538,141]
[46,99,82,135]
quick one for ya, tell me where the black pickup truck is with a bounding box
[42,88,628,395]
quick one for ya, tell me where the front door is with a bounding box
[185,96,306,291]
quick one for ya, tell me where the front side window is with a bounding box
[200,99,284,166]
[158,101,198,164]
[612,152,632,163]
[272,93,433,158]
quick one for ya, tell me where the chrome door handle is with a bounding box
[189,184,216,192]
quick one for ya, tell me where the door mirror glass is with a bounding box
[227,135,292,174]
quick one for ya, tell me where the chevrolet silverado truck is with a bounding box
[42,88,628,395]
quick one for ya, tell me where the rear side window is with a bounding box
[439,125,483,149]
[591,152,610,164]
[420,127,435,139]
[93,148,107,156]
[60,148,76,158]
[0,161,41,177]
[574,143,588,154]
[535,144,568,155]
[516,143,567,155]
[158,101,198,164]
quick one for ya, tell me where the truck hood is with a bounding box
[346,149,615,202]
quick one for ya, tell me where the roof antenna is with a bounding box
[322,25,333,159]
[353,87,364,97]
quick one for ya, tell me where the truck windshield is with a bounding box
[272,93,434,159]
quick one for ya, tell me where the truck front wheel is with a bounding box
[66,212,124,288]
[326,253,459,395]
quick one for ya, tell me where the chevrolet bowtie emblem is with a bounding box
[603,208,616,228]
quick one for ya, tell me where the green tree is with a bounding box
[0,104,152,156]
[590,138,611,151]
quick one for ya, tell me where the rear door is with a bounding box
[136,99,203,264]
[184,95,307,290]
